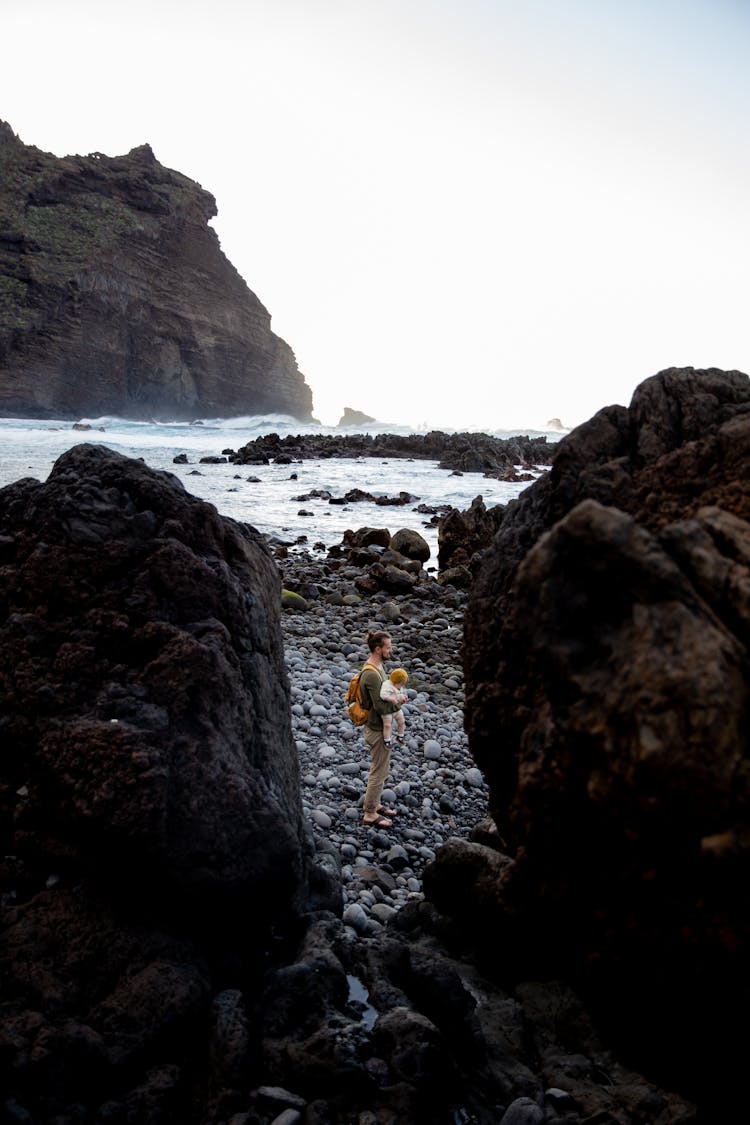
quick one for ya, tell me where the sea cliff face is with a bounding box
[0,121,314,421]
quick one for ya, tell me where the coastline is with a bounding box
[5,365,747,1121]
[0,420,554,566]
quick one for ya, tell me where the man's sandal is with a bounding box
[363,814,392,828]
[377,805,396,817]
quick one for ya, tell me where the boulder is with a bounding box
[0,443,307,916]
[364,562,417,595]
[459,367,750,1111]
[379,548,422,575]
[390,527,431,563]
[0,442,314,1121]
[437,564,473,589]
[343,526,392,549]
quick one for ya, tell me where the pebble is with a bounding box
[342,903,372,935]
[500,1097,546,1125]
[280,553,490,933]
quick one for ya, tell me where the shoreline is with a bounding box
[279,545,486,932]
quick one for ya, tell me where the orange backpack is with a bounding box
[345,662,378,725]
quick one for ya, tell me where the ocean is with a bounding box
[0,414,563,566]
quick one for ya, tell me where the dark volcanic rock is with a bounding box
[0,443,306,912]
[390,527,430,563]
[230,428,554,470]
[437,494,506,572]
[458,366,750,1111]
[0,443,317,1121]
[0,121,313,421]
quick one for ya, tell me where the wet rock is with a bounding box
[390,527,431,563]
[231,430,554,470]
[343,526,392,549]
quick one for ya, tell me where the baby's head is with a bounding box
[390,668,408,688]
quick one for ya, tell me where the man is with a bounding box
[359,629,404,827]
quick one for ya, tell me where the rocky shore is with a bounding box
[226,429,554,480]
[1,366,748,1124]
[279,548,483,924]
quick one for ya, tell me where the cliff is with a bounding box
[0,121,314,421]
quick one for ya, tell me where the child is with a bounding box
[380,668,409,744]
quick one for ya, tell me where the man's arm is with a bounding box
[361,669,399,715]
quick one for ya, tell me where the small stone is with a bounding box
[255,1084,308,1111]
[500,1097,545,1125]
[370,902,397,924]
[385,845,410,871]
[269,1111,302,1125]
[544,1088,576,1111]
[342,902,370,934]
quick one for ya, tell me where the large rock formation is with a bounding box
[456,367,750,1111]
[0,121,314,421]
[0,443,307,916]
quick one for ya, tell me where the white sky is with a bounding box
[2,0,749,429]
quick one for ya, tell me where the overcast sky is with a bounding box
[3,0,749,429]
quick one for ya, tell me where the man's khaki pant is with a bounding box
[363,725,391,814]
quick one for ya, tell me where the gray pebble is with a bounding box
[370,903,397,924]
[342,903,370,934]
[500,1097,545,1125]
[269,1110,303,1125]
